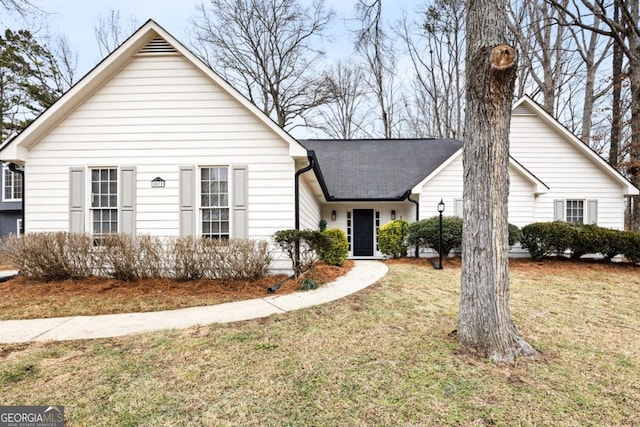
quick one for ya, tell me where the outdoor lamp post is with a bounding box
[436,199,445,269]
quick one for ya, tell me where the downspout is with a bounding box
[8,163,24,235]
[294,153,315,230]
[293,152,315,274]
[407,193,419,257]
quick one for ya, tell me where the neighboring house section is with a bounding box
[0,161,23,236]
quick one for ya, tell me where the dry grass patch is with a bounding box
[0,261,353,320]
[0,259,638,426]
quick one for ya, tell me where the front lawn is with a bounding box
[0,259,638,426]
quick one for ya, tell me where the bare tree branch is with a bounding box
[190,0,333,129]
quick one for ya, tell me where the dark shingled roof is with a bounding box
[300,138,463,200]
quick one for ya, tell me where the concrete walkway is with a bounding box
[0,260,388,344]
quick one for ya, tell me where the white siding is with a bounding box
[419,155,464,220]
[507,168,535,227]
[24,54,298,241]
[298,174,321,230]
[419,154,535,227]
[510,113,626,229]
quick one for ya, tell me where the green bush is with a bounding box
[521,221,576,260]
[406,216,463,259]
[273,229,329,277]
[521,221,633,262]
[300,278,319,290]
[377,219,409,258]
[620,231,640,264]
[508,223,523,246]
[547,221,574,257]
[603,228,625,260]
[521,223,553,260]
[318,228,348,266]
[568,224,609,259]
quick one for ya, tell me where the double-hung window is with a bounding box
[3,164,22,201]
[200,167,229,239]
[91,168,118,237]
[566,200,584,224]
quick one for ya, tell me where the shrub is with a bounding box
[171,236,204,280]
[521,222,633,261]
[508,223,523,246]
[406,216,463,259]
[0,232,95,281]
[1,232,272,282]
[521,221,576,260]
[318,228,348,266]
[273,229,328,277]
[99,233,139,281]
[620,231,640,264]
[318,219,327,232]
[212,239,271,280]
[603,228,625,260]
[136,235,167,279]
[521,223,553,260]
[377,219,409,258]
[300,277,318,290]
[568,224,609,259]
[546,221,574,257]
[171,237,272,281]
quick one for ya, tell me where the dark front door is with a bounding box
[353,209,374,256]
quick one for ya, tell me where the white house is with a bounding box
[1,20,637,263]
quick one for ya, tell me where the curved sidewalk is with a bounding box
[0,260,388,344]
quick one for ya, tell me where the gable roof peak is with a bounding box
[0,19,307,161]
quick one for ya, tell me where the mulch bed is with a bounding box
[0,260,355,304]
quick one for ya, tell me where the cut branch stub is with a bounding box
[491,44,516,70]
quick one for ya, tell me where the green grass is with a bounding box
[0,261,638,426]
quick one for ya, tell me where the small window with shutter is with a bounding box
[90,168,118,239]
[200,166,230,239]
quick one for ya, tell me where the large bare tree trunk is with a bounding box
[609,1,623,168]
[459,0,537,362]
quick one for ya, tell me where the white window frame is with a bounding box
[565,199,585,224]
[199,166,230,239]
[89,167,119,239]
[2,164,22,202]
[16,218,22,235]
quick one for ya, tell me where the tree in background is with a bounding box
[190,0,334,130]
[458,0,537,361]
[546,0,640,230]
[354,0,401,138]
[398,0,465,138]
[94,9,139,57]
[0,29,72,144]
[0,0,38,19]
[309,61,371,139]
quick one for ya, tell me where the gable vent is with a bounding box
[513,104,534,115]
[138,37,177,55]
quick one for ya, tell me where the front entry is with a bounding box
[353,209,374,256]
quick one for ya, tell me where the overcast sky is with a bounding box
[1,0,425,78]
